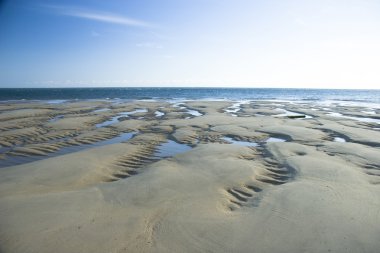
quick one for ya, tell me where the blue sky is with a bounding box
[0,0,379,88]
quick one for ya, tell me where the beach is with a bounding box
[1,98,380,253]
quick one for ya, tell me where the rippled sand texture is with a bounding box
[0,100,380,253]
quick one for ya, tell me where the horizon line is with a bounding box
[0,86,379,91]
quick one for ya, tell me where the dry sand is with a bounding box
[0,100,380,253]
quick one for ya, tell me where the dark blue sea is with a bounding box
[0,88,379,103]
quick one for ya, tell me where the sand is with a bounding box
[0,99,380,253]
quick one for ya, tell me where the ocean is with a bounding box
[0,88,379,103]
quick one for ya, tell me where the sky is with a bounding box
[0,0,379,89]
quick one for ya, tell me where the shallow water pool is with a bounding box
[154,140,193,158]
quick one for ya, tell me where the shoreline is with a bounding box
[1,97,380,108]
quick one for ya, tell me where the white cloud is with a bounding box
[43,4,153,28]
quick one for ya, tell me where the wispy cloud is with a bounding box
[43,4,153,28]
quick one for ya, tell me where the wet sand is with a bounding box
[0,100,380,253]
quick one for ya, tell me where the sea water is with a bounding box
[1,88,380,104]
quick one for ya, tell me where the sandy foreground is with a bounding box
[0,99,380,253]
